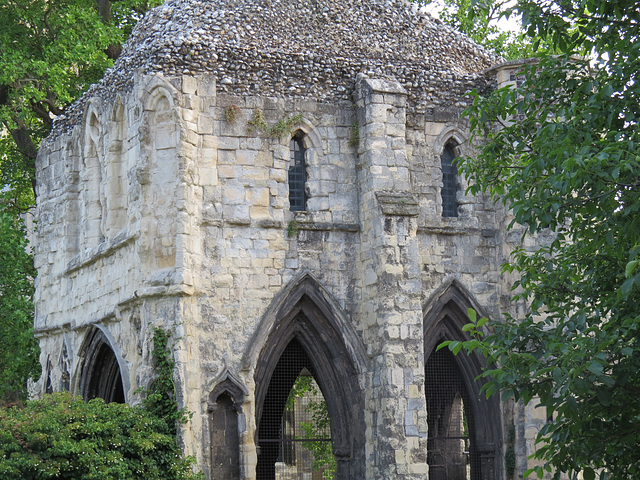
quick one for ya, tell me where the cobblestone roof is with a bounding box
[50,0,499,136]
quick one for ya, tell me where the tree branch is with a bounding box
[6,119,38,200]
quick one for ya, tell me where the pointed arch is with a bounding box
[78,326,128,403]
[82,102,105,248]
[423,280,502,480]
[433,127,468,156]
[249,274,366,480]
[208,370,248,480]
[208,369,249,413]
[288,130,307,211]
[104,96,128,235]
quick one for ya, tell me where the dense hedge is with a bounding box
[0,392,202,480]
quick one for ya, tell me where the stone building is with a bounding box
[33,0,547,478]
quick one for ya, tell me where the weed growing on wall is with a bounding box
[248,109,303,138]
[224,104,241,123]
[139,327,190,436]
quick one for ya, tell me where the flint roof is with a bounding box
[52,0,499,133]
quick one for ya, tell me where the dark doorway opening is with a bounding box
[80,329,125,403]
[257,338,334,480]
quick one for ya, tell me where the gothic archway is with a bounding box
[78,328,125,403]
[423,281,502,480]
[253,276,365,480]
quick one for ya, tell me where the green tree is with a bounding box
[0,213,39,403]
[0,392,202,480]
[0,0,160,211]
[0,0,160,401]
[419,0,552,59]
[286,376,336,479]
[445,0,640,479]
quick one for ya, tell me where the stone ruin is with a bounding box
[33,0,548,478]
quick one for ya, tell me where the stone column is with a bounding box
[354,74,429,480]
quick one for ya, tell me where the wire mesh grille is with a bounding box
[289,133,307,212]
[425,345,480,480]
[257,338,335,480]
[441,144,459,218]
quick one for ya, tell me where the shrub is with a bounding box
[0,392,202,480]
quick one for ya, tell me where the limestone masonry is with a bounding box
[33,0,548,478]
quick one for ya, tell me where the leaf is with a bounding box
[587,361,604,376]
[626,260,639,278]
[596,389,612,406]
[621,277,636,298]
[583,467,596,480]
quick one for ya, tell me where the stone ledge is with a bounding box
[66,229,138,274]
[33,321,72,337]
[296,222,359,232]
[376,191,419,216]
[293,217,360,232]
[417,225,482,236]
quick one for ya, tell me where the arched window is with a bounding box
[441,142,459,218]
[425,344,480,480]
[256,338,334,480]
[79,329,125,403]
[289,132,307,211]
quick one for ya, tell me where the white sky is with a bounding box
[421,0,523,34]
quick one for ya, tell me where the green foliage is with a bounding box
[247,109,304,138]
[0,392,202,480]
[270,114,304,138]
[139,327,190,436]
[445,1,640,478]
[504,424,516,479]
[0,213,39,403]
[224,104,241,123]
[286,219,299,238]
[0,0,161,210]
[286,376,336,479]
[247,108,269,133]
[417,0,555,59]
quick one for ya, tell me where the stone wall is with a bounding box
[34,67,548,479]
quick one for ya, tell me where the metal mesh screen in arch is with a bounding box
[257,338,335,480]
[425,345,481,480]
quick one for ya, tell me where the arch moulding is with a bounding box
[244,272,368,479]
[423,279,503,480]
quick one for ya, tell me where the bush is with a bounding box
[0,392,202,480]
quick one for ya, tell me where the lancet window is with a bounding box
[441,142,459,217]
[289,131,307,211]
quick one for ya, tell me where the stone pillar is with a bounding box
[354,74,429,480]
